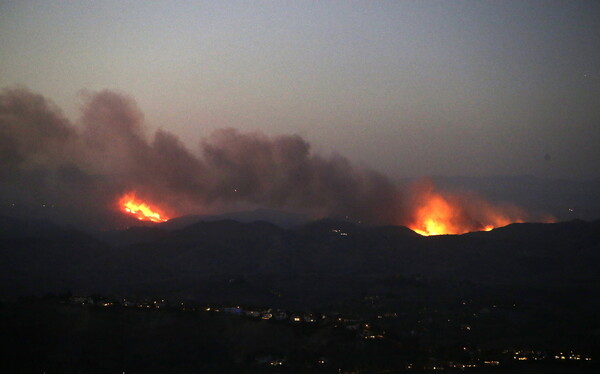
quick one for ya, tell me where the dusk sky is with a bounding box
[1,0,599,180]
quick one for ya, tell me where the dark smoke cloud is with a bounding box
[0,87,399,228]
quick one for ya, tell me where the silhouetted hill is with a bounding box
[96,226,169,246]
[0,215,109,297]
[206,208,307,228]
[158,208,307,231]
[0,215,599,310]
[156,214,208,231]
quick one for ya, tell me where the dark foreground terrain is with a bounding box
[1,297,598,374]
[1,215,599,372]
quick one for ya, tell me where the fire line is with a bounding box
[118,192,169,223]
[405,182,524,236]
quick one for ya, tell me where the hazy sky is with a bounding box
[1,0,599,180]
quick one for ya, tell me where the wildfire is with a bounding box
[405,180,525,236]
[118,192,169,223]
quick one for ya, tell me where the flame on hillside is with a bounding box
[118,192,169,223]
[404,180,526,236]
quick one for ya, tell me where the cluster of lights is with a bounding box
[331,229,349,236]
[511,350,593,362]
[448,363,477,369]
[512,350,546,361]
[554,352,592,361]
[362,334,385,340]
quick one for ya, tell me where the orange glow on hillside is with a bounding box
[405,180,525,236]
[118,192,169,223]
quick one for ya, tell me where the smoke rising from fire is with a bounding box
[0,87,399,228]
[0,87,550,231]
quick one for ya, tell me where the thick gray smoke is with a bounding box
[0,87,399,228]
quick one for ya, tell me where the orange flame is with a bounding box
[405,180,525,236]
[118,192,169,223]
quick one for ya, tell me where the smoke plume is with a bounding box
[0,87,399,228]
[1,87,554,231]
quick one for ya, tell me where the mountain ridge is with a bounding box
[0,214,598,308]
